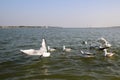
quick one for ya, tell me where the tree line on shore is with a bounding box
[0,26,62,29]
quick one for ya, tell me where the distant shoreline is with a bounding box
[0,26,62,29]
[0,26,120,29]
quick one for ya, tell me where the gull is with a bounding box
[80,50,95,58]
[97,37,111,50]
[63,45,72,52]
[20,39,50,57]
[103,49,115,57]
[47,46,56,52]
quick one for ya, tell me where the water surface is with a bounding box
[0,28,120,80]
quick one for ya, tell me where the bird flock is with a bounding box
[20,37,115,58]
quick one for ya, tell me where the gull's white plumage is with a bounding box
[20,39,50,57]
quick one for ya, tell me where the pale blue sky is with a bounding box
[0,0,120,27]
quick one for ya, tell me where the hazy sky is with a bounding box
[0,0,120,27]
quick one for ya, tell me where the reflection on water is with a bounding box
[0,28,120,80]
